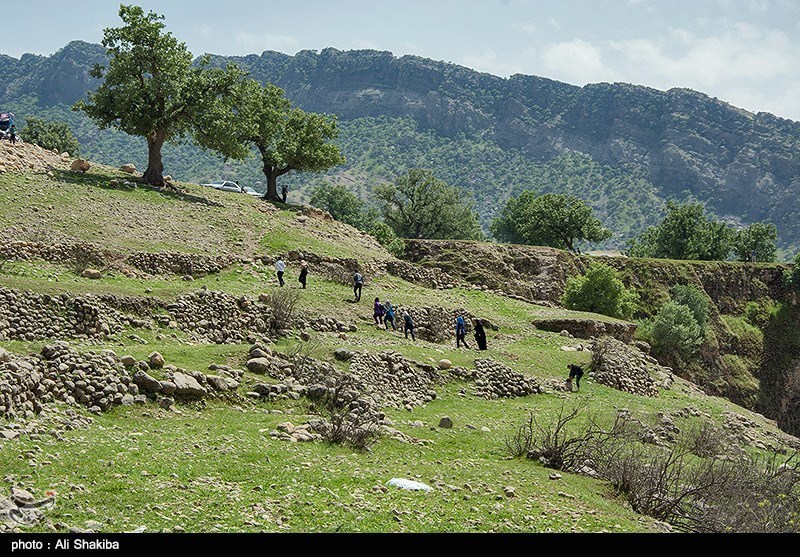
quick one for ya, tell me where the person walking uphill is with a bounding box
[473,319,487,350]
[402,310,415,341]
[373,297,385,326]
[353,271,363,302]
[298,260,308,289]
[383,300,397,331]
[456,315,469,348]
[566,363,584,392]
[274,256,286,287]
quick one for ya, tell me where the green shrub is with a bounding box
[670,284,710,332]
[562,263,639,319]
[743,299,781,328]
[22,116,80,156]
[648,302,704,361]
[369,222,404,257]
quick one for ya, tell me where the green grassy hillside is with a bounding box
[0,159,797,534]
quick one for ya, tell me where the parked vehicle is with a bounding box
[243,186,263,197]
[201,180,242,192]
[0,112,16,141]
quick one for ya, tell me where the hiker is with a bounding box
[9,124,16,144]
[402,310,415,341]
[281,184,288,203]
[473,319,487,350]
[383,300,397,331]
[298,260,308,289]
[274,256,286,287]
[456,314,469,348]
[353,271,363,302]
[373,297,385,325]
[566,363,584,392]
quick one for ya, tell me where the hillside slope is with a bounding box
[2,42,800,255]
[1,152,799,534]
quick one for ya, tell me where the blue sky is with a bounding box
[4,0,800,120]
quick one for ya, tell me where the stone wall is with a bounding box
[126,251,238,276]
[588,337,668,398]
[532,318,637,343]
[0,288,127,341]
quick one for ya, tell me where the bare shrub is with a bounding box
[506,402,605,473]
[263,288,301,335]
[310,374,382,452]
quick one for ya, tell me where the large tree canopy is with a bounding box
[732,222,778,262]
[74,4,245,186]
[373,168,483,240]
[626,201,736,261]
[204,78,345,202]
[490,192,611,253]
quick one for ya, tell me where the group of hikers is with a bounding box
[272,256,583,389]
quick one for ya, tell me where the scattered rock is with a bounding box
[438,359,452,370]
[438,416,453,429]
[119,163,136,174]
[148,352,165,369]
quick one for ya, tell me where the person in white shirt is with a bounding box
[274,256,286,287]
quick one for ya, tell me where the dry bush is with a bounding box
[311,374,382,452]
[506,402,604,472]
[263,288,301,335]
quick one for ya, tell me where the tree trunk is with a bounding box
[264,169,281,202]
[143,131,165,187]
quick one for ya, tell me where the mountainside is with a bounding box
[2,41,800,255]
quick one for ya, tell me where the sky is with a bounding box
[3,0,800,121]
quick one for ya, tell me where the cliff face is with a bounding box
[403,239,800,431]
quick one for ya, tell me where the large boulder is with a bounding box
[172,372,207,397]
[206,374,239,391]
[120,163,136,174]
[81,268,102,279]
[71,158,90,172]
[148,352,165,368]
[246,357,271,374]
[133,370,162,393]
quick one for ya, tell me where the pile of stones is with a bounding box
[397,306,474,343]
[126,251,237,276]
[0,289,127,342]
[385,259,460,290]
[166,290,273,343]
[347,351,441,410]
[306,316,353,333]
[473,358,544,399]
[588,337,664,398]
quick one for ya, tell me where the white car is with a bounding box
[201,180,242,192]
[243,186,263,197]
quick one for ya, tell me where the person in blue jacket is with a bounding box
[455,314,469,348]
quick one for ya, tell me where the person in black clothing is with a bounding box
[281,184,288,203]
[402,310,415,341]
[473,319,487,350]
[298,261,308,289]
[353,271,363,302]
[566,363,584,391]
[9,124,17,144]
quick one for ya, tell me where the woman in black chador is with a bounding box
[473,319,487,350]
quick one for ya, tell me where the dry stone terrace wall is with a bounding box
[397,306,475,343]
[0,342,243,420]
[532,318,637,343]
[125,251,238,276]
[0,240,238,278]
[166,290,274,344]
[0,288,127,341]
[588,337,667,398]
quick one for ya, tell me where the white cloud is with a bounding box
[540,39,611,84]
[233,31,298,54]
[350,39,380,50]
[459,48,532,77]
